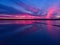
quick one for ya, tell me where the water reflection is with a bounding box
[0,20,41,24]
[0,20,60,44]
[46,20,60,40]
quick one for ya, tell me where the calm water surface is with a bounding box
[0,20,60,45]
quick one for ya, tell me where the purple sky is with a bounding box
[0,0,60,15]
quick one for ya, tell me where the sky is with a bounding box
[0,0,60,15]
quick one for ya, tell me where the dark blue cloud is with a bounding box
[0,4,23,14]
[0,0,32,14]
[0,0,60,15]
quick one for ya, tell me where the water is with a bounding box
[0,20,60,45]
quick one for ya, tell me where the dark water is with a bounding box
[0,20,60,45]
